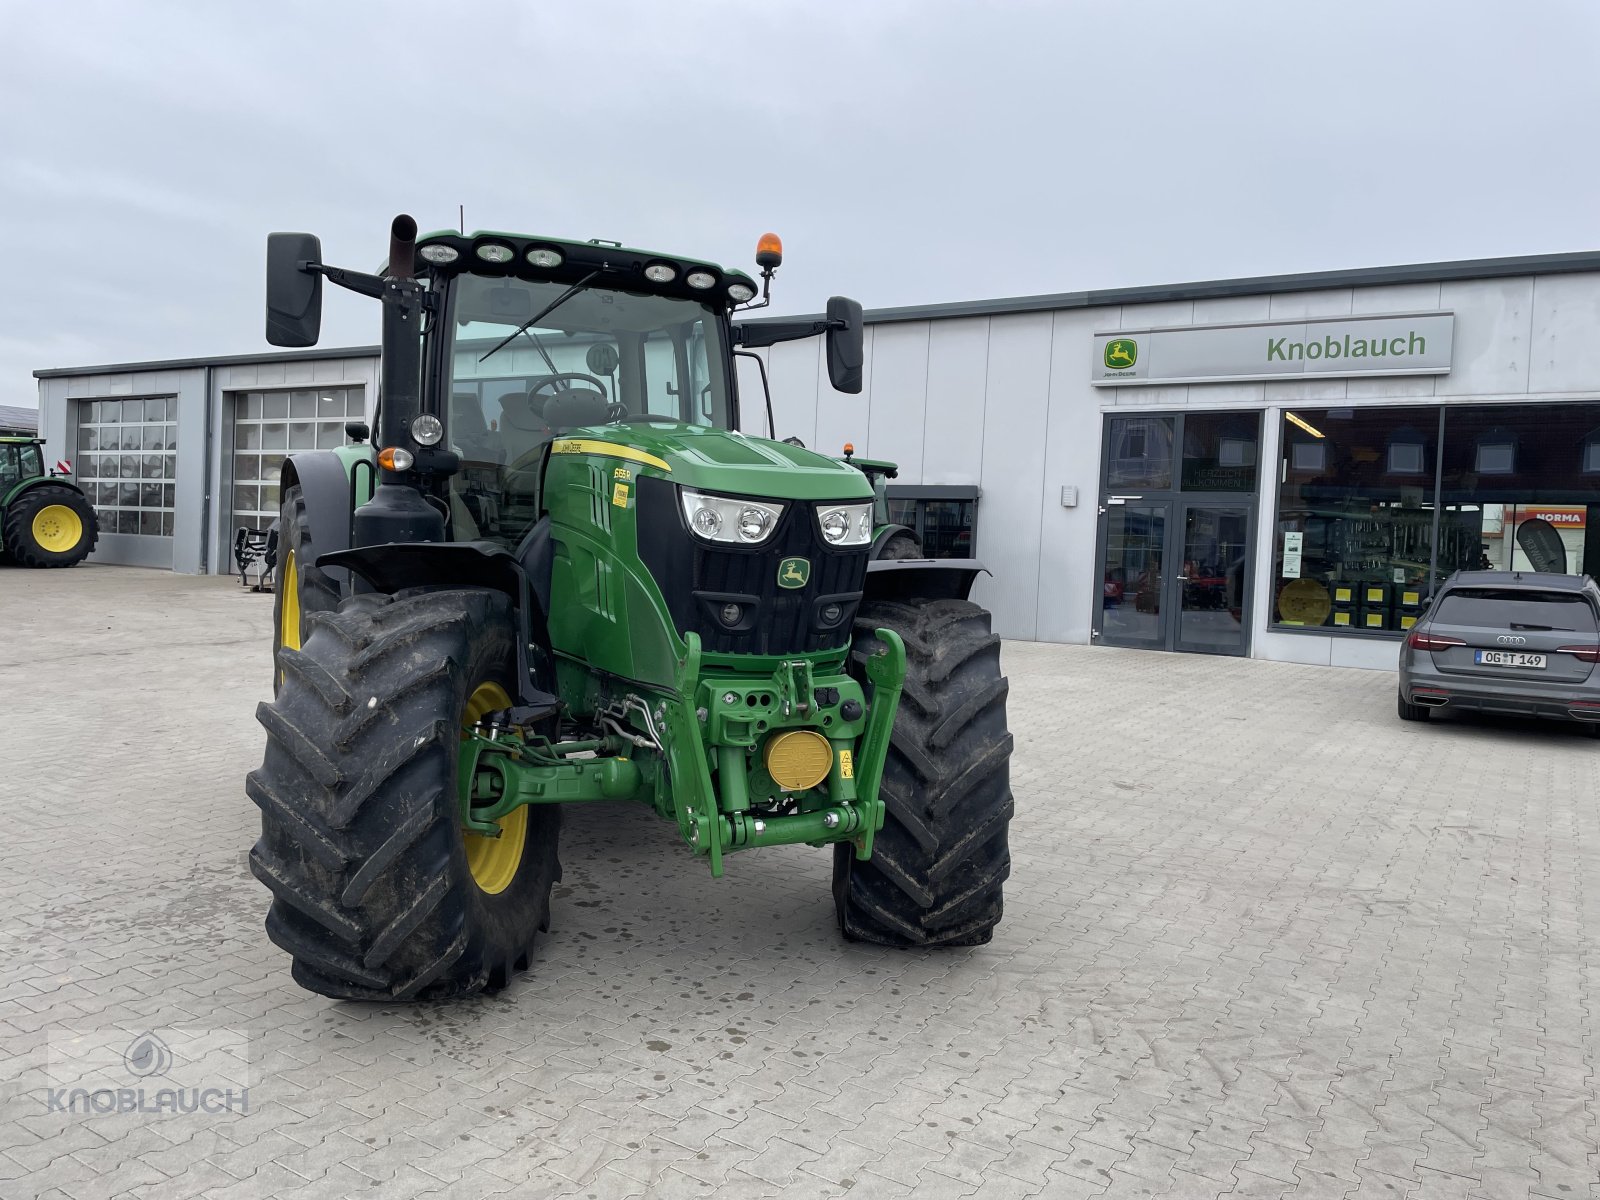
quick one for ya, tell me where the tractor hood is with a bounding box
[559,423,871,502]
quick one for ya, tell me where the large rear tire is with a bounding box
[248,588,561,1001]
[4,485,98,568]
[833,598,1013,947]
[272,484,340,691]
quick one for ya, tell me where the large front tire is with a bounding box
[272,484,340,691]
[834,598,1013,947]
[4,485,98,568]
[248,588,561,1001]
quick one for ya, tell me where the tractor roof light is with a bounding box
[755,232,783,270]
[643,262,678,284]
[418,243,460,265]
[727,281,756,303]
[475,242,515,264]
[685,270,717,290]
[525,246,564,269]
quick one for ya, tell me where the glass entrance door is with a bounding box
[1095,499,1256,655]
[1094,411,1261,656]
[1173,502,1252,654]
[1098,502,1169,647]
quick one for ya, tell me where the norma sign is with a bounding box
[1092,312,1454,386]
[1510,506,1586,529]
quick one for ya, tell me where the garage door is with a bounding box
[231,388,364,538]
[76,397,177,536]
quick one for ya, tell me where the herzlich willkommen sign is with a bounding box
[1093,312,1454,386]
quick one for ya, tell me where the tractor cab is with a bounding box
[0,437,45,489]
[438,258,740,549]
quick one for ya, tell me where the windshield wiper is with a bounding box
[1509,622,1566,631]
[478,269,602,365]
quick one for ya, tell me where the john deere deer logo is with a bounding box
[778,557,810,589]
[1103,339,1138,370]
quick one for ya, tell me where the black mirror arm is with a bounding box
[732,319,834,350]
[310,263,386,300]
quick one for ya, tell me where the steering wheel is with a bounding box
[531,372,609,401]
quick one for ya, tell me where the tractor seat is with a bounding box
[540,387,609,431]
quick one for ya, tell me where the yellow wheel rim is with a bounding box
[462,681,527,895]
[32,504,83,554]
[280,548,302,652]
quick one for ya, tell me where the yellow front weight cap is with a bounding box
[764,729,834,792]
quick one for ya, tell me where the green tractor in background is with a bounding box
[253,216,1013,1001]
[0,437,99,568]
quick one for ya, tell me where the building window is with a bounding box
[884,486,979,558]
[1272,402,1600,636]
[1180,411,1259,492]
[75,398,177,536]
[1106,416,1173,489]
[231,388,364,532]
[1104,412,1261,494]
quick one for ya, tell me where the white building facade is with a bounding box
[752,252,1600,669]
[35,252,1600,669]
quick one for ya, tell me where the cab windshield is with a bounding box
[445,273,733,548]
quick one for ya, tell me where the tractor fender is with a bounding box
[2,476,88,509]
[863,557,991,603]
[280,451,361,587]
[316,541,555,704]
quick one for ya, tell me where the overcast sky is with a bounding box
[4,0,1598,406]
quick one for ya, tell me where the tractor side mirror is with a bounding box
[266,232,323,347]
[825,296,864,394]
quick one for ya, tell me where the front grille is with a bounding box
[637,475,867,655]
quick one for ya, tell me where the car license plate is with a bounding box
[1475,650,1547,669]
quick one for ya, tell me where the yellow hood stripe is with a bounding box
[550,439,671,473]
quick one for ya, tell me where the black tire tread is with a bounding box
[3,484,99,568]
[250,588,560,1001]
[834,597,1013,948]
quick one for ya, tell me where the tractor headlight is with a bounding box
[816,501,873,546]
[419,244,460,265]
[410,414,444,446]
[680,488,784,545]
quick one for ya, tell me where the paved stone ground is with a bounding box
[2,564,1598,1199]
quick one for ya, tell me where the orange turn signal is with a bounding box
[377,446,414,471]
[756,231,783,270]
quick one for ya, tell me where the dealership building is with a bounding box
[32,250,1600,669]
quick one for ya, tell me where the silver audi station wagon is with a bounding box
[1397,571,1600,735]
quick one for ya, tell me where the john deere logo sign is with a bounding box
[777,557,810,589]
[1092,312,1454,386]
[1103,339,1138,370]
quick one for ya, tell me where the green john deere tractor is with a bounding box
[0,437,99,568]
[251,216,1013,1000]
